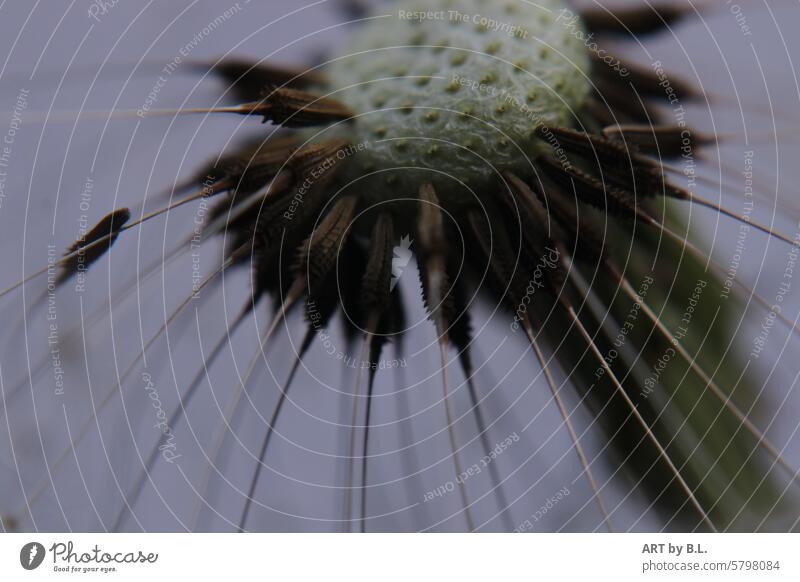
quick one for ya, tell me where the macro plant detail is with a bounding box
[1,0,799,535]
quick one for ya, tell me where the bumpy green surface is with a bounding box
[322,0,590,199]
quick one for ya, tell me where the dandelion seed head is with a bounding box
[322,0,590,199]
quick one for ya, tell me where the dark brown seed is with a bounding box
[582,98,618,127]
[538,156,639,219]
[591,53,701,102]
[199,58,325,101]
[288,139,352,175]
[207,169,294,239]
[500,174,569,290]
[534,126,675,198]
[535,125,644,169]
[522,177,609,266]
[242,88,353,127]
[295,195,358,290]
[504,173,562,254]
[417,183,445,256]
[416,183,454,332]
[580,3,696,36]
[153,136,299,203]
[243,143,354,292]
[208,139,352,239]
[57,208,131,285]
[219,150,297,196]
[210,136,301,183]
[466,208,526,310]
[445,275,473,367]
[360,213,394,317]
[603,124,714,158]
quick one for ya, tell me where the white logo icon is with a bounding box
[390,235,413,291]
